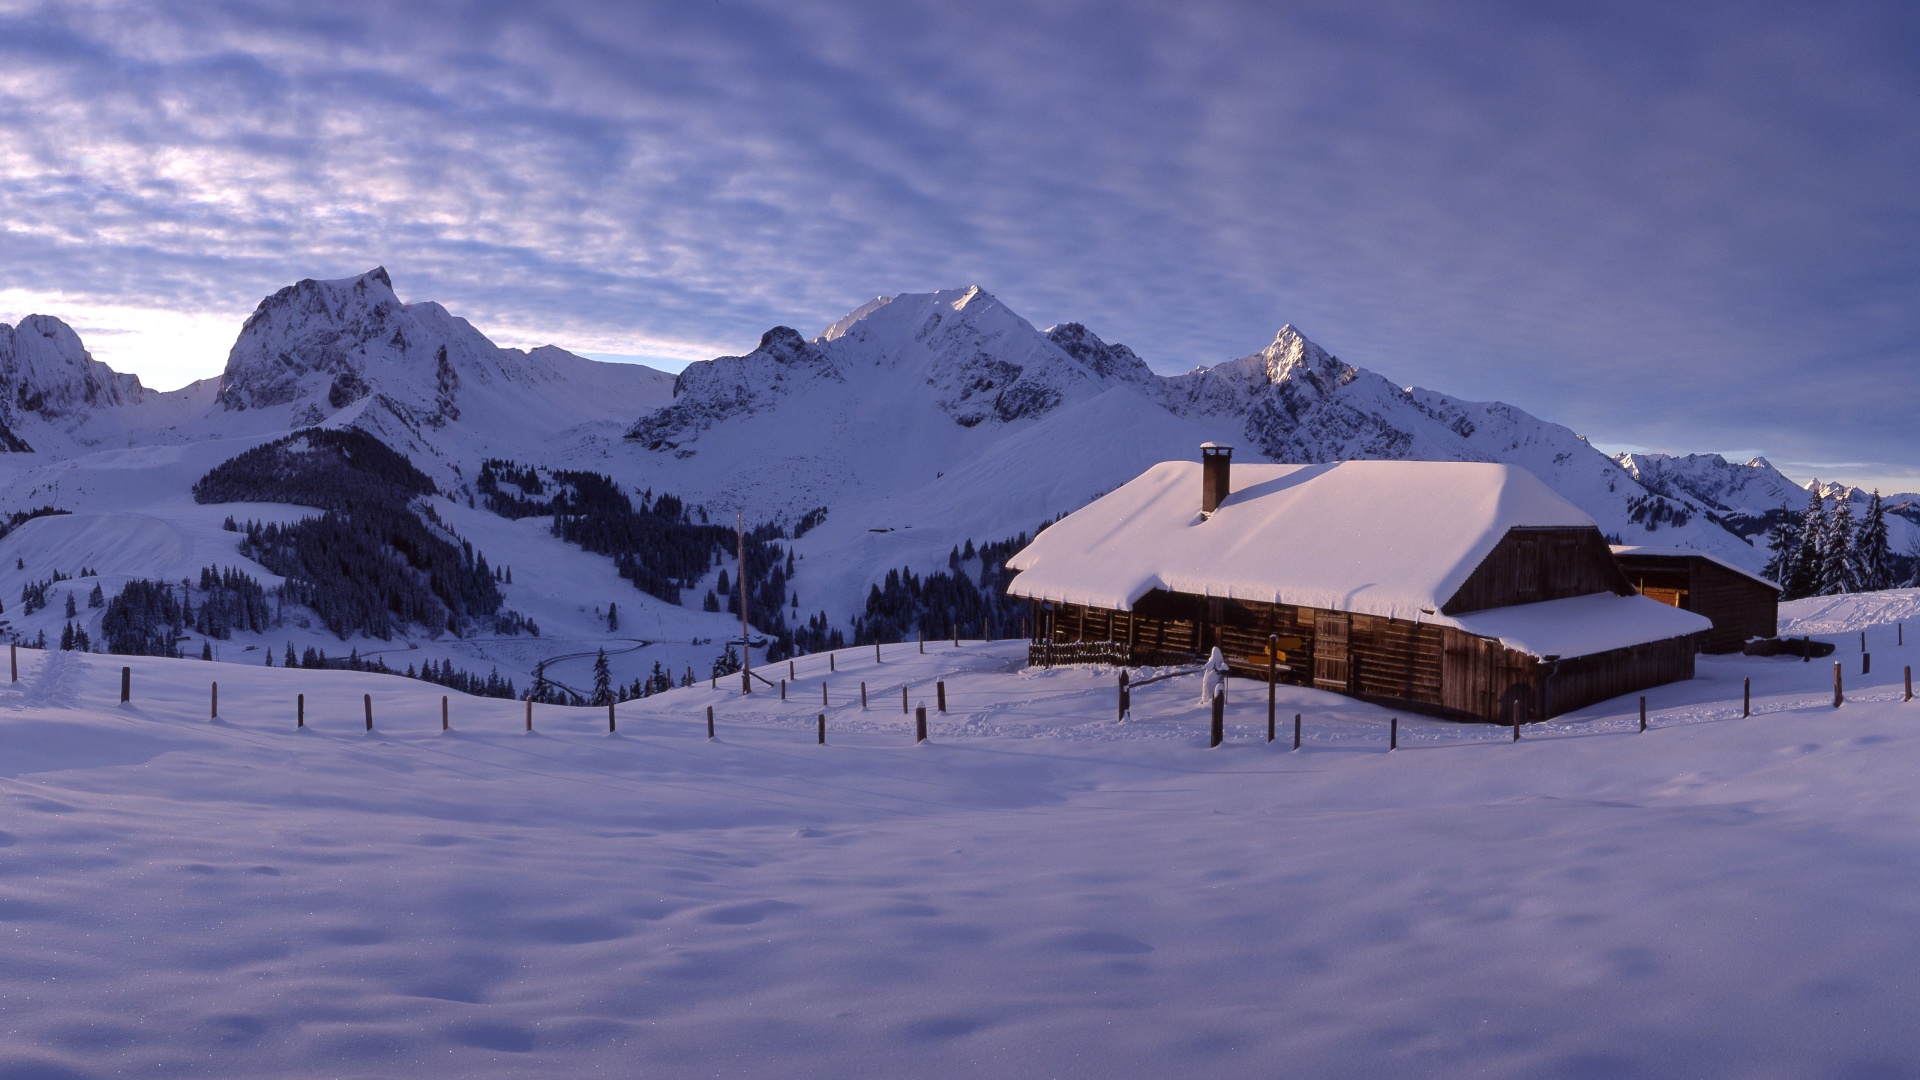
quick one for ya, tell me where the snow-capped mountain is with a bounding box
[1616,450,1920,557]
[619,287,1769,631]
[0,314,147,451]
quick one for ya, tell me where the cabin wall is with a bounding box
[1030,591,1698,723]
[1443,527,1632,615]
[1615,555,1779,654]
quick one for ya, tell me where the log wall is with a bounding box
[1442,527,1633,615]
[1614,553,1778,654]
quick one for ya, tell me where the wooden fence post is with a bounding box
[902,686,909,714]
[918,631,924,655]
[1209,686,1224,747]
[210,682,218,719]
[120,666,130,703]
[1639,696,1647,732]
[1743,677,1750,718]
[1390,716,1398,750]
[861,681,868,709]
[1267,635,1277,743]
[525,699,533,731]
[1905,665,1912,701]
[780,679,786,701]
[822,682,829,707]
[953,626,960,648]
[297,693,304,728]
[937,681,947,713]
[9,642,15,682]
[789,660,795,680]
[608,702,616,733]
[364,694,373,732]
[1865,653,1872,675]
[916,705,927,743]
[442,695,449,731]
[817,713,826,745]
[1834,662,1843,708]
[706,705,715,739]
[1117,670,1129,722]
[1293,712,1301,751]
[830,654,836,673]
[875,641,881,664]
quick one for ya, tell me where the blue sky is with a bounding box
[1,0,1915,490]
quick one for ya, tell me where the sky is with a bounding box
[0,0,1915,491]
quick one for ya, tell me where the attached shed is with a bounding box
[1005,449,1709,723]
[1610,546,1778,654]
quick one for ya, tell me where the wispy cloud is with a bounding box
[0,0,1914,482]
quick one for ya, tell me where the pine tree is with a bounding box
[87,583,103,608]
[1855,490,1892,591]
[63,592,76,618]
[59,622,73,651]
[607,602,618,632]
[1784,489,1826,599]
[1819,496,1854,595]
[710,644,742,679]
[1762,513,1803,591]
[592,648,612,706]
[285,641,297,667]
[201,640,213,661]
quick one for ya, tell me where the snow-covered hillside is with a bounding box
[1,272,1905,691]
[4,605,1920,1076]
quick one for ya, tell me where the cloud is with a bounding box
[0,0,1914,481]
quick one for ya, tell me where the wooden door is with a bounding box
[1441,628,1492,720]
[1313,612,1350,691]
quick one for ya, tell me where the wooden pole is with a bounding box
[706,705,714,739]
[364,694,373,732]
[1209,686,1224,748]
[1639,696,1647,732]
[780,679,786,701]
[830,654,836,673]
[120,666,130,703]
[1293,712,1301,751]
[916,705,927,743]
[937,681,947,713]
[608,702,616,733]
[954,626,960,648]
[902,686,909,714]
[1117,670,1129,722]
[789,660,795,680]
[1864,653,1872,675]
[10,642,15,682]
[526,699,533,731]
[442,696,449,731]
[1834,662,1843,708]
[1267,635,1277,743]
[861,681,868,709]
[875,641,881,664]
[1390,716,1397,751]
[822,682,829,707]
[919,630,924,655]
[817,713,826,744]
[211,682,218,719]
[737,512,751,693]
[1743,677,1750,718]
[1905,666,1912,702]
[297,693,304,728]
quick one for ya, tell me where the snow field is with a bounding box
[4,597,1920,1076]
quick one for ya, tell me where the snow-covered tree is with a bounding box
[592,648,612,706]
[1818,496,1854,595]
[1854,490,1892,591]
[1783,489,1826,600]
[1762,512,1803,589]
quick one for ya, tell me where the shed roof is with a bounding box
[1609,545,1780,591]
[1006,459,1598,621]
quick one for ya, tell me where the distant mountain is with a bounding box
[1616,450,1920,550]
[619,286,1770,632]
[0,314,147,451]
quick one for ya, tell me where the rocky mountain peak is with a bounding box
[0,314,145,448]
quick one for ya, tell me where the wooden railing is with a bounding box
[1028,640,1134,668]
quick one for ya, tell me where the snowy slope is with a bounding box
[4,611,1920,1076]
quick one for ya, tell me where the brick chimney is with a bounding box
[1201,442,1233,514]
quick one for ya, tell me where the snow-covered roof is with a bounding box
[1006,459,1599,621]
[1609,545,1779,591]
[1448,592,1710,659]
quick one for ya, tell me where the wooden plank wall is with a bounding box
[1443,527,1632,615]
[1031,592,1698,723]
[1686,561,1778,653]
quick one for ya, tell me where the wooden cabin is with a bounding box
[1005,448,1709,723]
[1610,546,1778,654]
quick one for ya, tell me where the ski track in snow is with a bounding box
[2,601,1920,1077]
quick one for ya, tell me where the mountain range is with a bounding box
[0,269,1911,688]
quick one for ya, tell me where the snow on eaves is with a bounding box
[1448,592,1709,660]
[1610,545,1781,591]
